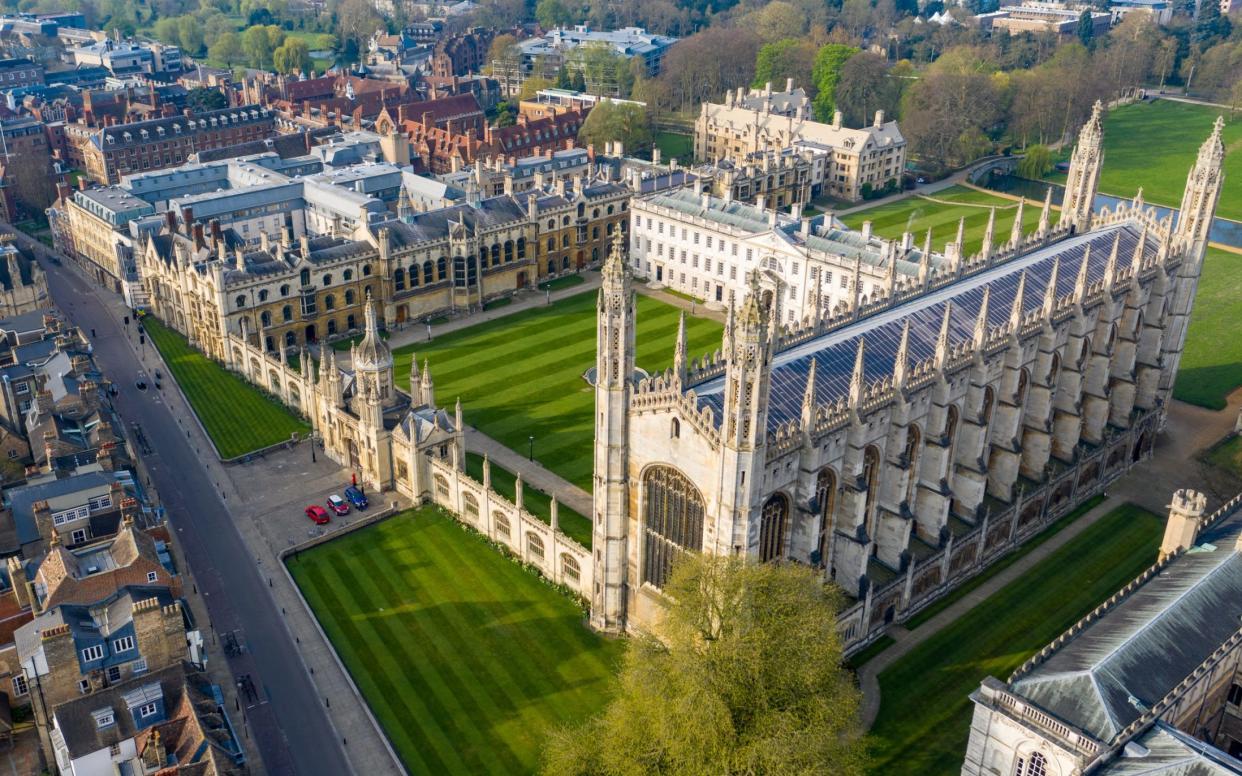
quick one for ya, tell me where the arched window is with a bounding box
[344,269,353,281]
[546,237,555,251]
[347,314,357,330]
[546,218,554,230]
[528,534,545,561]
[235,295,246,308]
[1048,353,1061,387]
[561,234,569,248]
[759,493,789,562]
[363,264,372,276]
[1078,336,1092,369]
[670,418,680,438]
[504,240,513,262]
[816,468,837,567]
[491,244,501,265]
[863,446,881,541]
[284,331,296,346]
[300,268,310,286]
[904,425,922,504]
[260,311,272,327]
[561,257,570,270]
[494,512,510,539]
[394,268,405,290]
[345,289,356,305]
[944,404,960,448]
[1016,369,1030,406]
[547,260,556,274]
[327,319,337,335]
[322,274,332,287]
[437,256,447,280]
[1014,752,1048,776]
[258,289,268,302]
[280,284,290,296]
[282,305,293,322]
[562,553,580,582]
[980,386,995,425]
[324,294,336,311]
[642,466,705,588]
[463,492,479,522]
[517,237,526,259]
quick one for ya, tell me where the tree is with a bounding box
[752,38,818,93]
[177,15,205,54]
[242,24,278,68]
[1193,0,1231,47]
[209,30,243,65]
[542,554,866,776]
[153,16,181,46]
[273,37,309,73]
[812,43,859,121]
[899,47,1005,170]
[1076,10,1094,47]
[555,64,572,89]
[578,100,653,155]
[657,28,762,111]
[535,0,574,28]
[743,0,805,42]
[519,75,554,100]
[1017,144,1053,179]
[493,101,516,126]
[835,51,898,127]
[571,68,586,92]
[185,86,228,111]
[335,0,380,63]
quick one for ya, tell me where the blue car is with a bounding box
[344,486,368,510]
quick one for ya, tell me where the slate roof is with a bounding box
[1009,501,1242,743]
[52,663,183,759]
[384,196,527,246]
[1101,723,1242,775]
[6,469,119,547]
[692,222,1158,433]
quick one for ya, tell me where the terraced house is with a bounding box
[589,105,1225,648]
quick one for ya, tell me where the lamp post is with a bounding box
[528,435,533,461]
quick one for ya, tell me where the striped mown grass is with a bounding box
[288,507,623,775]
[1174,248,1242,410]
[143,317,310,458]
[394,291,722,491]
[841,186,1044,259]
[867,503,1163,776]
[465,452,592,547]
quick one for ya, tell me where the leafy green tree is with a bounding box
[1017,144,1053,179]
[177,15,205,54]
[555,64,572,89]
[153,16,181,46]
[578,100,653,154]
[1193,0,1231,46]
[543,554,866,776]
[493,101,516,126]
[1076,10,1094,46]
[812,43,860,121]
[242,24,278,68]
[209,30,243,65]
[535,0,574,28]
[571,68,586,92]
[519,75,555,100]
[273,37,309,73]
[752,38,817,91]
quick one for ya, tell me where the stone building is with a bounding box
[0,242,48,319]
[962,487,1242,775]
[693,81,906,202]
[589,105,1224,636]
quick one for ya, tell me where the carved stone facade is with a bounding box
[591,104,1225,640]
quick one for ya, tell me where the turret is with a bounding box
[1009,198,1025,247]
[672,311,687,385]
[1037,186,1053,238]
[420,359,434,409]
[1159,488,1206,561]
[1059,100,1105,233]
[848,336,866,418]
[1175,115,1226,261]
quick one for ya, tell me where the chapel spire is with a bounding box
[1060,100,1105,233]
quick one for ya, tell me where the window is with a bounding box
[494,512,510,539]
[323,274,333,287]
[235,295,245,308]
[282,305,293,322]
[71,528,87,544]
[642,466,705,588]
[138,701,159,718]
[13,382,28,395]
[1229,683,1242,706]
[88,495,111,511]
[1014,753,1047,776]
[95,711,115,728]
[112,635,135,653]
[52,506,89,526]
[258,290,268,302]
[562,554,580,583]
[146,571,158,583]
[78,679,90,694]
[759,494,789,562]
[107,665,121,683]
[12,674,27,697]
[280,284,290,297]
[81,645,105,662]
[528,534,545,561]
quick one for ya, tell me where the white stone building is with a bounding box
[590,104,1226,642]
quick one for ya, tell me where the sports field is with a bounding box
[289,507,623,775]
[841,186,1043,258]
[143,317,310,459]
[1174,248,1242,410]
[393,292,722,491]
[867,503,1163,776]
[1093,101,1242,223]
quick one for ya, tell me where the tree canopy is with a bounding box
[578,100,653,155]
[542,554,865,776]
[812,43,860,121]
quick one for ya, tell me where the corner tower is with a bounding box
[590,230,635,633]
[1059,100,1105,234]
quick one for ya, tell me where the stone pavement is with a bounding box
[2,727,44,775]
[856,391,1242,730]
[464,428,593,517]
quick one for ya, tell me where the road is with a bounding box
[35,250,352,776]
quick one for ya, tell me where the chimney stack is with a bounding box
[192,222,205,250]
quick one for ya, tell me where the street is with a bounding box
[34,247,353,776]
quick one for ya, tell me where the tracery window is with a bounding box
[1014,752,1047,776]
[642,466,704,588]
[758,493,789,562]
[904,425,922,504]
[815,468,837,567]
[863,445,881,540]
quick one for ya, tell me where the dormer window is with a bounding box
[92,709,115,728]
[173,124,181,134]
[140,129,148,139]
[146,571,157,583]
[106,135,115,145]
[156,127,165,137]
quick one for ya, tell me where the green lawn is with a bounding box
[841,186,1044,259]
[1205,434,1242,478]
[143,317,310,459]
[289,507,623,775]
[1088,101,1242,223]
[654,131,694,163]
[537,275,586,292]
[868,503,1163,776]
[394,291,722,491]
[1174,248,1242,410]
[331,329,390,351]
[464,452,592,547]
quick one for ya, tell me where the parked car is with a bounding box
[305,505,330,525]
[344,486,368,510]
[326,494,350,516]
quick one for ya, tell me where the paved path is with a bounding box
[464,428,593,517]
[856,391,1242,730]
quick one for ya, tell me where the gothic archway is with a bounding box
[815,468,837,568]
[642,465,705,589]
[758,493,789,562]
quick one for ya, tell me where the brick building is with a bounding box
[431,28,496,78]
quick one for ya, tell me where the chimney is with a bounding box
[192,222,205,250]
[422,111,433,128]
[785,77,793,92]
[181,206,193,228]
[862,221,873,240]
[164,210,177,233]
[210,219,222,247]
[652,147,661,165]
[1160,489,1207,560]
[78,176,88,191]
[833,110,842,130]
[755,194,765,212]
[874,110,885,128]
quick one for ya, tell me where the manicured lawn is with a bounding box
[537,274,585,292]
[1174,248,1242,410]
[1205,434,1242,478]
[394,291,722,491]
[464,452,592,547]
[867,503,1163,776]
[289,507,623,775]
[142,317,310,458]
[330,329,390,351]
[845,635,895,671]
[654,131,694,162]
[1090,101,1242,223]
[841,185,1044,259]
[902,494,1105,629]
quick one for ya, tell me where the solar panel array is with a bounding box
[693,223,1156,434]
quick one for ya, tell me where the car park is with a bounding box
[305,505,330,525]
[327,494,350,515]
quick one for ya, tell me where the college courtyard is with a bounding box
[133,106,1242,775]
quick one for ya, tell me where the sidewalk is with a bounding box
[464,428,592,517]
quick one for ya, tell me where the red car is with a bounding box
[305,505,330,525]
[326,494,350,516]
